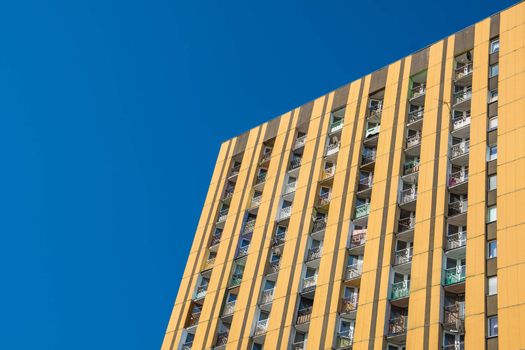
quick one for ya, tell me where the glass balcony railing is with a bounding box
[349,229,367,248]
[330,119,344,133]
[268,259,280,274]
[355,203,370,219]
[296,306,313,325]
[453,88,472,105]
[398,216,415,233]
[326,142,341,155]
[194,285,208,300]
[261,288,275,305]
[390,280,410,300]
[223,189,234,201]
[443,266,466,285]
[358,176,373,192]
[365,125,380,138]
[394,247,413,265]
[407,109,424,125]
[448,169,468,187]
[404,160,420,175]
[450,141,470,159]
[448,200,468,217]
[452,113,471,131]
[237,245,249,258]
[406,133,421,148]
[254,318,269,336]
[321,165,336,180]
[445,231,467,251]
[369,106,382,120]
[388,316,408,336]
[210,233,222,247]
[202,257,216,271]
[187,311,201,327]
[336,331,354,349]
[303,275,318,291]
[229,164,241,178]
[250,194,262,208]
[294,135,307,149]
[361,152,376,165]
[399,187,417,205]
[260,152,272,164]
[443,302,465,329]
[345,263,362,280]
[455,63,473,80]
[230,273,243,288]
[285,182,297,194]
[222,300,236,317]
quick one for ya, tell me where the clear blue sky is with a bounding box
[0,1,515,349]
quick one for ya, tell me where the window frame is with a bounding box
[487,240,497,259]
[488,174,497,191]
[488,276,498,296]
[490,39,500,54]
[488,316,498,337]
[488,89,499,103]
[489,63,499,78]
[488,115,498,131]
[487,145,498,161]
[487,205,497,223]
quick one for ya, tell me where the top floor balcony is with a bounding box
[294,134,307,150]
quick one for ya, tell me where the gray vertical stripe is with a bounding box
[422,38,449,349]
[368,59,406,350]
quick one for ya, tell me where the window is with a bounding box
[488,240,497,259]
[488,115,498,131]
[487,205,497,223]
[488,276,498,296]
[489,64,499,78]
[488,89,498,103]
[488,316,498,337]
[490,39,500,54]
[487,145,498,161]
[488,174,497,191]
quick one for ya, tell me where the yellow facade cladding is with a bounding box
[162,2,525,350]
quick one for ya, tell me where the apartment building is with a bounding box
[162,2,525,349]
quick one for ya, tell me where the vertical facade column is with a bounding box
[464,18,490,350]
[497,3,525,350]
[162,140,235,350]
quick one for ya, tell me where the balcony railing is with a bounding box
[272,231,286,246]
[279,206,292,220]
[182,341,193,350]
[454,87,472,105]
[230,273,243,288]
[455,63,473,80]
[306,246,322,261]
[215,331,229,347]
[318,192,332,206]
[443,343,464,350]
[292,341,306,350]
[448,169,468,187]
[254,318,269,336]
[345,263,362,280]
[404,160,420,175]
[448,200,467,217]
[321,165,336,180]
[388,316,408,336]
[285,182,297,194]
[398,216,415,233]
[365,124,380,138]
[210,233,222,247]
[394,247,413,265]
[303,275,318,291]
[336,331,354,349]
[195,285,208,300]
[229,164,241,178]
[400,188,417,204]
[450,141,470,159]
[260,152,272,164]
[312,216,327,233]
[294,135,307,149]
[261,288,275,304]
[452,113,471,130]
[223,189,234,201]
[341,295,358,313]
[358,175,373,192]
[250,194,262,208]
[406,133,421,149]
[369,106,382,121]
[355,203,370,219]
[330,119,344,133]
[237,245,250,258]
[188,311,201,327]
[443,302,465,329]
[350,229,367,248]
[446,231,467,251]
[390,280,410,300]
[223,300,236,317]
[362,151,376,165]
[326,142,341,155]
[290,158,302,170]
[268,259,280,274]
[443,266,466,285]
[410,84,426,100]
[296,306,313,325]
[243,219,256,234]
[202,257,216,271]
[217,209,228,223]
[407,109,424,125]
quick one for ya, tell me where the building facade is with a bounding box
[162,2,525,349]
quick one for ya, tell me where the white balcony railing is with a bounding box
[450,141,470,158]
[326,142,341,156]
[410,84,426,100]
[406,133,421,148]
[400,187,417,204]
[454,87,472,105]
[394,247,413,265]
[448,169,468,187]
[250,194,262,208]
[455,63,473,80]
[303,275,318,291]
[279,206,292,220]
[217,209,228,223]
[223,300,236,316]
[261,288,275,304]
[330,119,344,133]
[254,318,269,336]
[452,113,471,130]
[408,109,424,124]
[345,263,362,280]
[446,231,467,251]
[294,135,307,149]
[285,182,297,194]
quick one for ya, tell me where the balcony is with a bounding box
[397,216,415,240]
[326,141,341,157]
[187,311,201,328]
[243,219,256,235]
[284,182,297,195]
[345,263,362,282]
[320,165,336,182]
[260,152,272,165]
[341,295,358,316]
[228,164,241,179]
[365,124,380,139]
[388,316,408,338]
[217,208,228,224]
[443,343,464,350]
[405,133,421,156]
[445,231,467,253]
[222,300,236,319]
[348,229,366,255]
[296,306,313,327]
[272,231,286,247]
[443,266,466,287]
[254,318,269,337]
[448,200,467,226]
[407,108,424,128]
[450,141,469,166]
[202,257,216,271]
[236,245,250,259]
[354,203,370,225]
[455,62,473,83]
[311,217,327,239]
[210,233,222,251]
[294,135,307,150]
[403,160,420,183]
[336,331,354,349]
[357,175,373,197]
[409,83,426,105]
[394,248,413,267]
[368,106,382,122]
[443,302,465,332]
[306,246,322,266]
[330,119,344,133]
[250,194,262,209]
[292,341,306,350]
[266,260,281,280]
[182,341,193,350]
[260,288,275,307]
[290,157,302,172]
[230,273,243,288]
[317,192,332,207]
[399,188,417,210]
[194,285,208,301]
[278,206,292,221]
[255,172,267,186]
[302,275,318,294]
[390,280,410,303]
[214,331,229,348]
[361,152,376,169]
[223,189,234,203]
[451,113,471,138]
[448,169,468,194]
[453,88,472,110]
